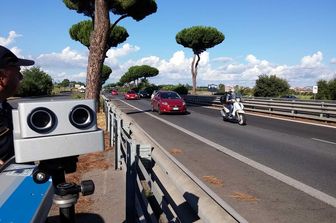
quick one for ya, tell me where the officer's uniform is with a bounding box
[0,101,14,162]
[0,45,34,164]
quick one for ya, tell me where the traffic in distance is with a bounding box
[110,88,246,124]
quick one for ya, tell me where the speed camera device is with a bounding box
[12,99,104,163]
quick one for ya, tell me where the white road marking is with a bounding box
[312,138,336,145]
[122,100,336,208]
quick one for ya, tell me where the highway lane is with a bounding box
[119,97,336,196]
[109,95,336,223]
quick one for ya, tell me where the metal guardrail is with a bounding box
[102,96,247,223]
[184,95,336,123]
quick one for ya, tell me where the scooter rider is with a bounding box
[225,88,236,115]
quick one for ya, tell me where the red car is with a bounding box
[151,91,187,114]
[111,89,118,95]
[124,90,140,100]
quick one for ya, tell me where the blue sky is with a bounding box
[1,0,335,87]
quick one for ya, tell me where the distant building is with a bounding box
[293,86,313,93]
[78,85,86,93]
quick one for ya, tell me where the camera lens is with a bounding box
[28,107,56,133]
[69,105,94,129]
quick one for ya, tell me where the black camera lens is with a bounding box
[27,107,56,133]
[69,105,94,129]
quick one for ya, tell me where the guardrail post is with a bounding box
[126,141,137,223]
[320,102,325,118]
[116,117,122,170]
[109,110,113,148]
[138,144,152,170]
[110,107,118,148]
[107,103,111,132]
[104,100,109,132]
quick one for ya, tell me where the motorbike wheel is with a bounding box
[237,113,246,125]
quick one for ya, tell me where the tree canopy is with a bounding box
[119,65,159,86]
[316,78,336,100]
[176,26,224,94]
[101,64,112,86]
[63,0,157,104]
[254,74,290,97]
[69,20,129,48]
[176,26,225,55]
[59,78,70,87]
[17,67,53,97]
[130,65,159,80]
[63,0,157,21]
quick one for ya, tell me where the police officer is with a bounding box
[0,45,34,165]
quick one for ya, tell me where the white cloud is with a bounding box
[213,56,233,63]
[330,58,336,64]
[0,31,31,59]
[168,51,333,87]
[246,54,259,64]
[104,50,335,87]
[36,47,87,67]
[105,43,140,65]
[300,51,323,68]
[0,31,21,46]
[33,47,88,82]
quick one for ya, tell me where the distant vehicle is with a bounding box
[151,90,187,114]
[111,89,118,95]
[281,95,297,99]
[138,90,150,98]
[124,90,140,100]
[220,95,246,125]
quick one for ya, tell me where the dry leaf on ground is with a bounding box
[203,175,224,186]
[230,191,258,202]
[170,148,183,155]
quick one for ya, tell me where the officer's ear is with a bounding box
[0,69,6,87]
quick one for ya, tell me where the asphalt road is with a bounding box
[108,94,336,223]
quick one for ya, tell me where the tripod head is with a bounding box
[32,156,95,223]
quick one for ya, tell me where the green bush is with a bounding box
[173,84,188,95]
[17,67,53,97]
[254,74,289,97]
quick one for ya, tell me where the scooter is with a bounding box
[220,97,247,125]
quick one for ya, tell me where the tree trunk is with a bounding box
[85,0,110,111]
[191,54,200,95]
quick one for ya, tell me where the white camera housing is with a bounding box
[13,99,104,163]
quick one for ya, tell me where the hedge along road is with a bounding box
[109,95,336,223]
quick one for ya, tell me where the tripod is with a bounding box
[32,156,95,223]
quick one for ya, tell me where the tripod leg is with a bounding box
[59,205,76,223]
